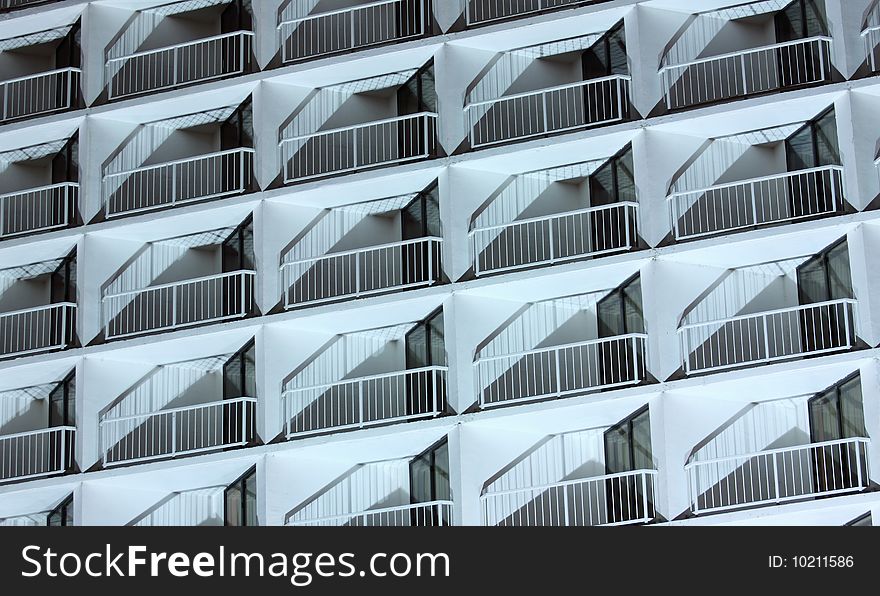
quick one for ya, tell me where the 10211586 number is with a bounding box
[793,556,854,568]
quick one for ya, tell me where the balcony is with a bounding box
[102,148,254,218]
[282,365,447,437]
[0,426,75,483]
[105,31,254,100]
[470,202,637,276]
[466,0,601,26]
[475,334,647,407]
[660,37,832,110]
[0,0,52,10]
[281,237,442,307]
[687,437,870,515]
[281,112,437,183]
[0,67,80,123]
[99,397,256,466]
[466,75,630,148]
[0,182,77,239]
[679,299,857,375]
[668,166,845,241]
[279,0,428,64]
[286,500,453,526]
[0,302,76,358]
[481,469,656,526]
[102,270,255,340]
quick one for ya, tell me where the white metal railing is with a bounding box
[470,202,637,276]
[100,397,256,466]
[103,148,254,218]
[482,469,656,526]
[476,333,647,407]
[280,0,427,63]
[106,31,253,99]
[660,36,832,110]
[0,0,52,10]
[0,426,75,483]
[287,500,453,526]
[687,437,870,515]
[282,365,447,438]
[281,112,437,182]
[669,166,844,241]
[466,75,630,148]
[466,0,593,25]
[282,236,442,307]
[0,67,80,122]
[862,26,880,72]
[0,302,76,358]
[102,270,255,340]
[679,299,857,375]
[0,182,77,239]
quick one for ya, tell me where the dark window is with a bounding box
[225,466,257,526]
[52,132,79,184]
[786,107,839,171]
[775,0,828,42]
[409,438,451,525]
[397,61,436,115]
[55,21,81,69]
[46,494,74,527]
[221,98,254,150]
[48,370,75,428]
[597,274,644,337]
[796,237,852,304]
[223,338,256,399]
[50,249,77,304]
[582,20,628,79]
[405,308,446,368]
[603,406,653,523]
[222,215,255,272]
[221,0,253,33]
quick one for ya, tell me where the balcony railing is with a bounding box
[0,68,80,122]
[0,182,77,239]
[679,299,857,375]
[475,333,647,407]
[0,302,76,359]
[287,500,453,526]
[281,112,437,183]
[280,0,427,63]
[466,0,598,26]
[482,469,657,526]
[466,75,630,148]
[862,26,880,72]
[687,437,870,515]
[0,426,75,483]
[669,166,844,241]
[282,236,442,307]
[470,202,637,276]
[102,270,255,340]
[106,31,253,100]
[0,0,54,10]
[99,397,256,466]
[103,148,254,218]
[282,365,447,438]
[660,36,832,110]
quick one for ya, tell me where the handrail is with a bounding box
[0,181,77,201]
[0,301,76,319]
[281,236,442,267]
[667,165,844,198]
[101,396,256,424]
[659,35,833,71]
[466,74,631,108]
[482,469,657,497]
[475,333,647,363]
[0,66,80,87]
[288,500,453,525]
[686,436,868,468]
[0,425,75,441]
[106,30,254,63]
[280,112,438,144]
[678,298,855,331]
[283,365,447,394]
[470,202,638,234]
[104,147,255,179]
[103,270,255,300]
[279,0,400,24]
